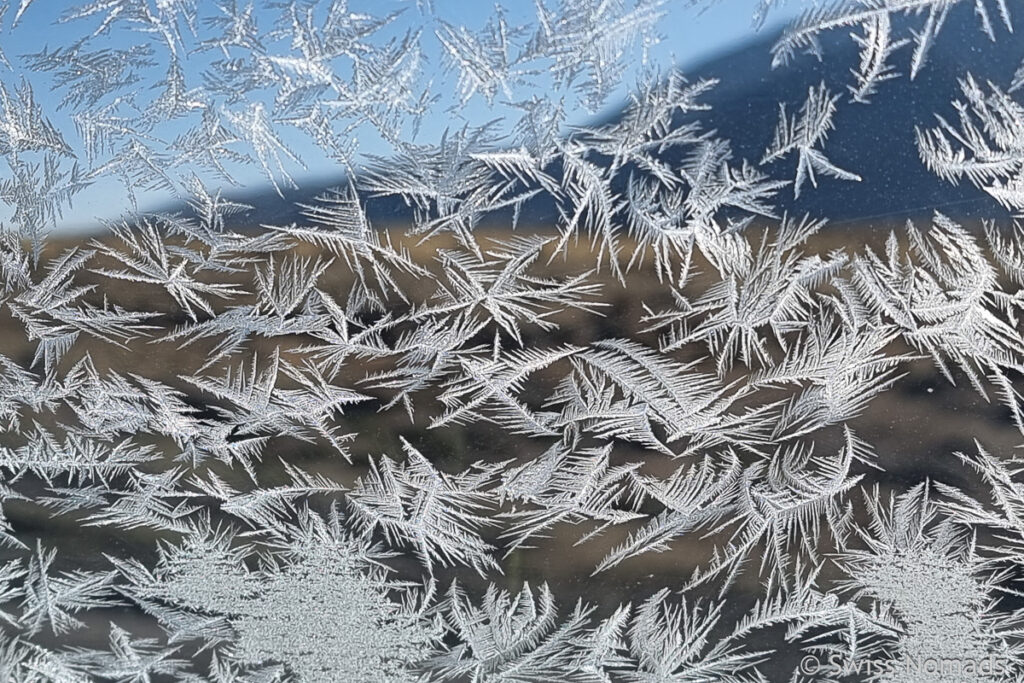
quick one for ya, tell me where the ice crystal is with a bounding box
[0,0,1020,681]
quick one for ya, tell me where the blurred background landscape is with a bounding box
[2,1,1024,677]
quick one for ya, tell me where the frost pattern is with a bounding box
[0,0,1019,682]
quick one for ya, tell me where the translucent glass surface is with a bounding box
[0,1,1021,681]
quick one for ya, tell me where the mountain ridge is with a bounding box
[150,6,1024,232]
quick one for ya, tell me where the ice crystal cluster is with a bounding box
[0,0,1022,681]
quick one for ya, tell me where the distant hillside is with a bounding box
[152,5,1024,232]
[674,8,1023,227]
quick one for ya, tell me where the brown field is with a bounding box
[2,220,1019,651]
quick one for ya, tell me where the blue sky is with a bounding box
[0,0,805,233]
